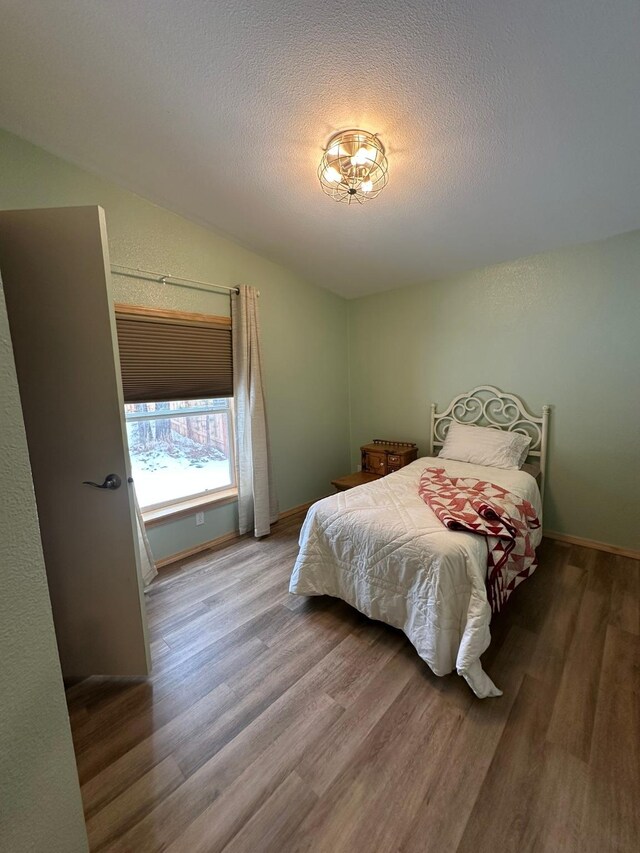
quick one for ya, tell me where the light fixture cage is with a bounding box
[318,129,388,204]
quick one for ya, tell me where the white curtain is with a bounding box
[232,285,278,537]
[133,488,157,586]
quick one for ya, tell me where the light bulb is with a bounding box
[361,179,373,193]
[351,147,374,166]
[323,166,341,183]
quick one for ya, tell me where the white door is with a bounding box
[0,206,150,677]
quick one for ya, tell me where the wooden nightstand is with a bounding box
[332,441,419,492]
[331,471,382,492]
[361,440,418,476]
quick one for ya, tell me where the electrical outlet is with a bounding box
[356,463,362,472]
[195,511,205,526]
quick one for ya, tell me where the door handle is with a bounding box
[83,473,122,490]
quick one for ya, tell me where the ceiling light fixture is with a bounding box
[318,129,388,204]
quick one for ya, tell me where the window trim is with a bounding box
[125,396,237,513]
[142,486,238,527]
[114,302,231,329]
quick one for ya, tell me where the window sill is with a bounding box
[142,487,238,528]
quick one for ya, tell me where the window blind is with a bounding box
[114,304,233,402]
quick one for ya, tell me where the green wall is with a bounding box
[348,231,640,551]
[0,129,350,560]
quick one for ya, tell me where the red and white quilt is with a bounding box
[418,466,540,614]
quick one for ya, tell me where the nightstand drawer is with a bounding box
[363,452,386,474]
[360,441,418,478]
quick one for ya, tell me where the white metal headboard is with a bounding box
[429,385,550,499]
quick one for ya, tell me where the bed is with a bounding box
[289,386,550,698]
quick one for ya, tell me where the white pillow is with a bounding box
[438,422,531,470]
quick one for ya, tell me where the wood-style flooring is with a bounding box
[66,511,640,853]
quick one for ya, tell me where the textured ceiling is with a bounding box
[1,1,639,298]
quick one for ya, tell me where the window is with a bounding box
[124,398,235,510]
[114,303,235,516]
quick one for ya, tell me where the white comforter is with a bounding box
[289,458,542,698]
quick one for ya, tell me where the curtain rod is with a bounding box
[110,264,241,296]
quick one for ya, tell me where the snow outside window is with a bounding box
[124,398,235,510]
